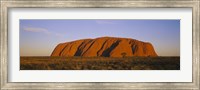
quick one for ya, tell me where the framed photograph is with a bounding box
[1,0,199,89]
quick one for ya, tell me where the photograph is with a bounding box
[1,0,198,89]
[20,20,180,70]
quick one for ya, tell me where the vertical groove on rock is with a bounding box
[74,41,85,56]
[101,40,121,57]
[59,43,69,56]
[82,40,96,56]
[97,39,108,56]
[80,40,93,56]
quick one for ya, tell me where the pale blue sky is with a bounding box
[20,20,180,56]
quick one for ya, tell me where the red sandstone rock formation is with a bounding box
[51,37,158,57]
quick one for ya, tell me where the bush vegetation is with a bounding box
[20,56,180,70]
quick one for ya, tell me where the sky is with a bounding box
[20,20,180,56]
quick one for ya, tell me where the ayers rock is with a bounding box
[51,37,158,57]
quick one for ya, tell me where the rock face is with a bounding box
[51,37,158,57]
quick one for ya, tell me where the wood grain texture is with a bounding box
[0,0,199,89]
